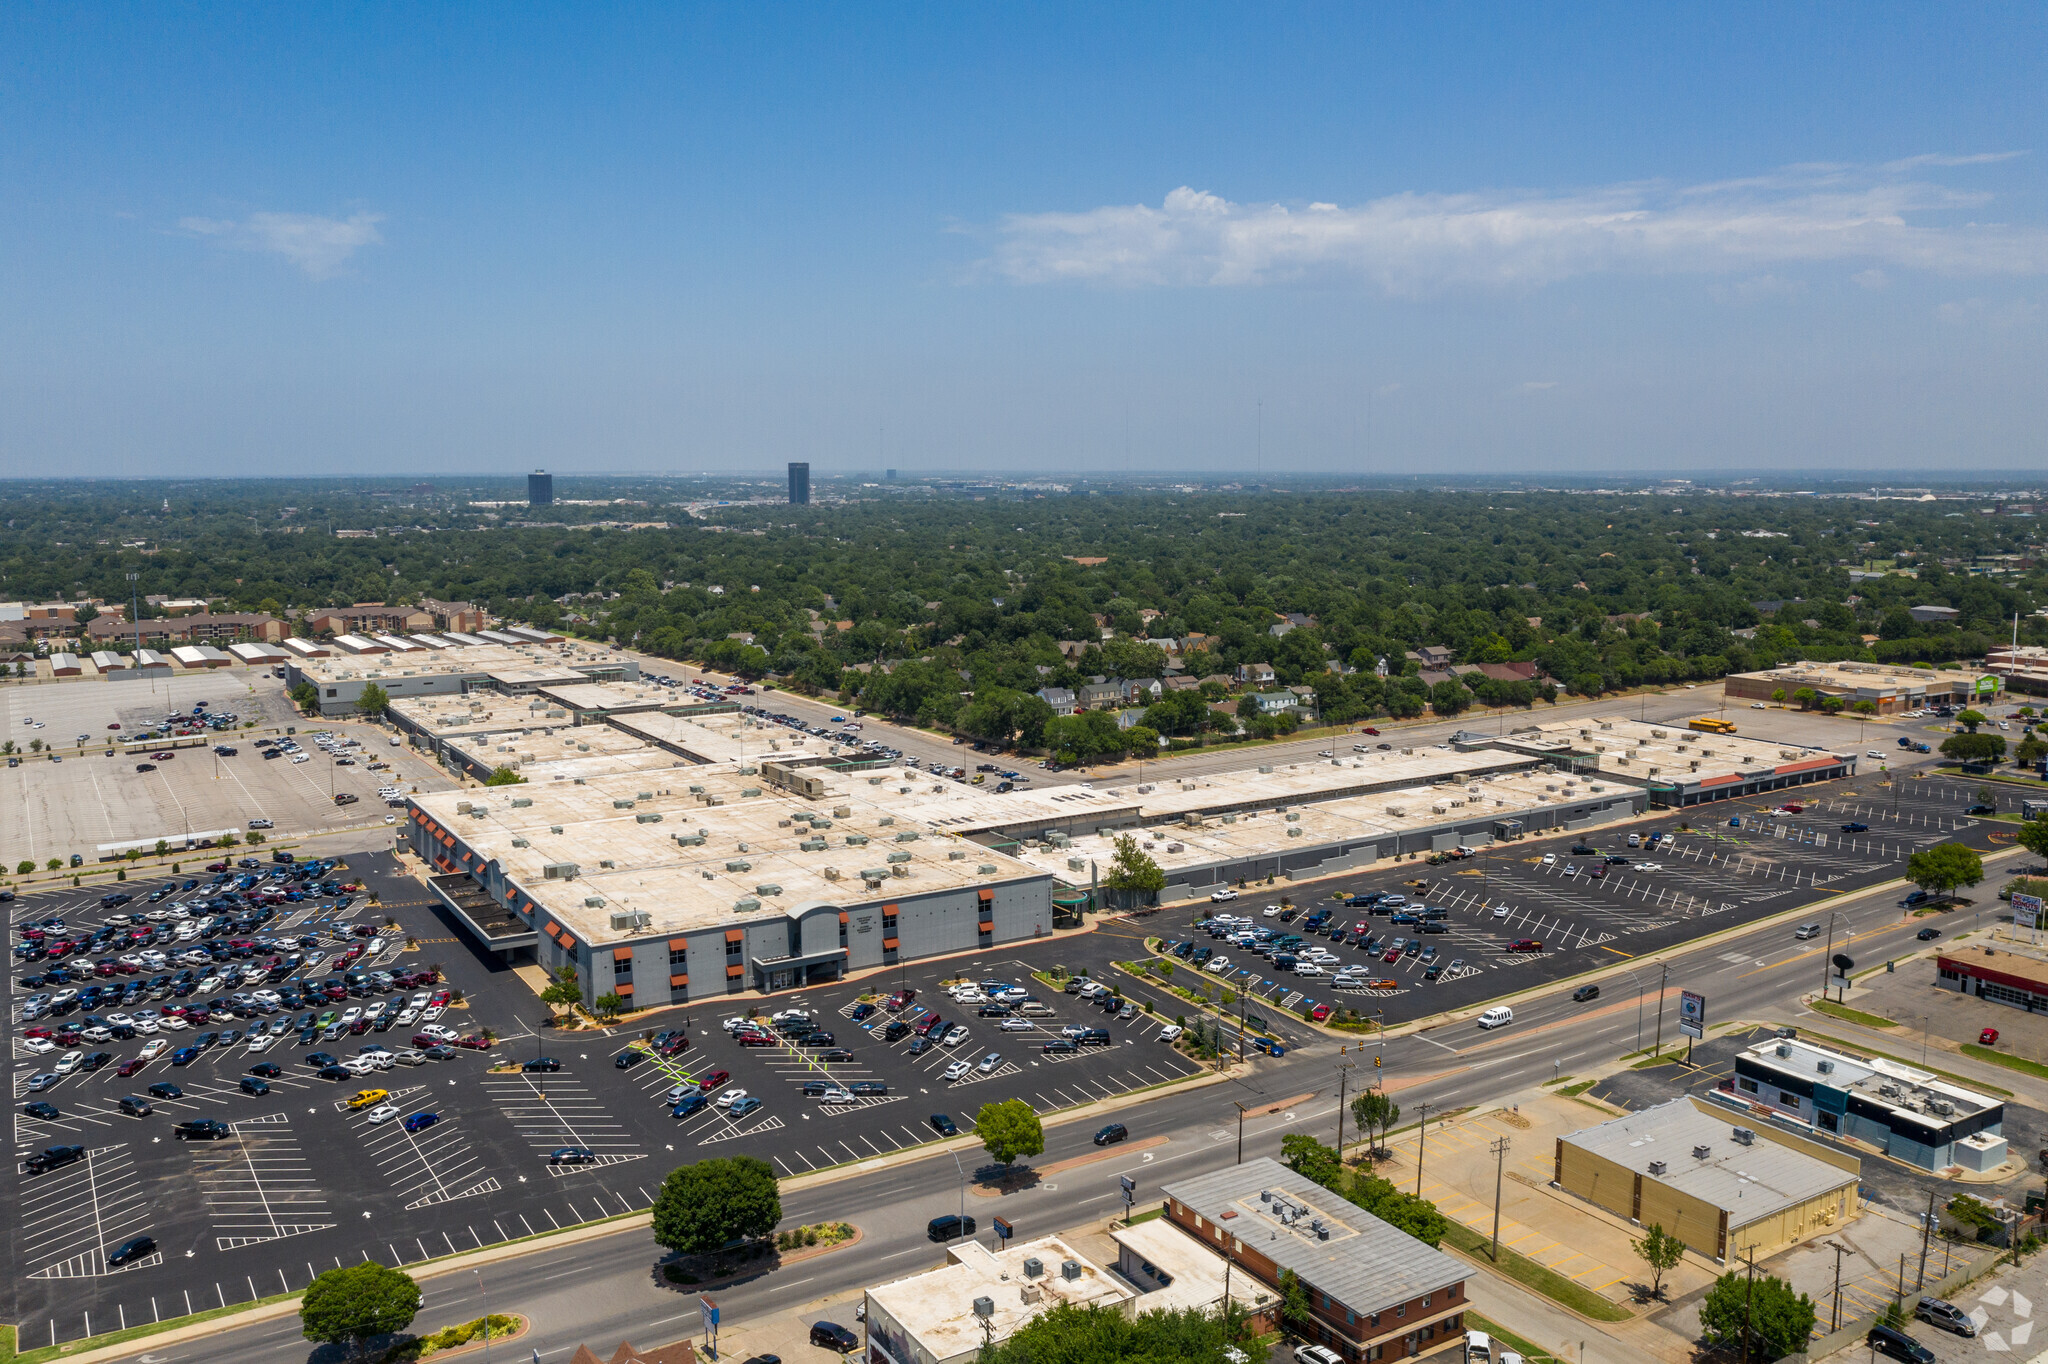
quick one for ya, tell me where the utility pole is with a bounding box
[1334,1060,1354,1161]
[1652,961,1670,1057]
[1233,1101,1249,1165]
[1821,911,1837,1001]
[1414,1102,1433,1197]
[1741,1244,1760,1364]
[1828,1240,1849,1332]
[1917,1188,1935,1290]
[1489,1135,1511,1262]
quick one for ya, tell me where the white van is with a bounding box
[1477,1006,1514,1030]
[1794,923,1822,940]
[1627,833,1642,848]
[1293,963,1327,978]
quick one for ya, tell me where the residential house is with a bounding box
[1415,645,1454,669]
[1115,707,1152,731]
[1076,680,1123,710]
[1475,661,1537,682]
[1200,672,1235,691]
[1287,684,1318,709]
[1181,632,1216,653]
[1035,687,1077,716]
[1235,662,1276,686]
[1416,669,1458,688]
[1252,691,1298,715]
[1162,675,1202,692]
[1122,677,1164,704]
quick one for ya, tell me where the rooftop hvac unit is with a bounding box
[725,860,752,872]
[1022,1256,1044,1278]
[972,1297,994,1319]
[1061,1260,1081,1281]
[886,850,912,863]
[511,838,529,848]
[1731,1127,1756,1145]
[1692,1145,1712,1160]
[822,867,841,881]
[542,862,579,880]
[511,797,533,808]
[1259,1189,1272,1202]
[846,833,870,846]
[608,909,632,929]
[1929,1099,1955,1116]
[636,812,663,824]
[1776,1043,1792,1058]
[891,864,909,878]
[754,884,782,897]
[1648,1160,1668,1176]
[977,864,998,874]
[733,897,760,913]
[1879,1083,1899,1097]
[1816,1060,1834,1074]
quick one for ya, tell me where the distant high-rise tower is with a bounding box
[528,469,554,506]
[885,468,896,481]
[788,462,810,505]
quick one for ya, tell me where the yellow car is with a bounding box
[346,1088,389,1111]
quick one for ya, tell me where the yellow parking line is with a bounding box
[1601,946,1635,958]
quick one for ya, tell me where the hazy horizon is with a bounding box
[3,5,2043,478]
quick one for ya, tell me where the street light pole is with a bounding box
[1489,1135,1510,1262]
[473,1269,490,1364]
[1651,961,1670,1057]
[1414,1102,1433,1197]
[1233,1101,1249,1165]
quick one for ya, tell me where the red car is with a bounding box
[736,1032,776,1048]
[886,989,918,1010]
[23,1025,53,1040]
[1382,947,1402,962]
[698,1069,731,1091]
[1360,726,1380,736]
[205,862,229,872]
[455,1034,492,1050]
[1310,1003,1334,1022]
[662,1034,691,1055]
[1781,803,1803,813]
[150,751,175,761]
[117,1057,147,1076]
[1980,1028,2000,1046]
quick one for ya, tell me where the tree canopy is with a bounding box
[1696,1269,1815,1361]
[974,1301,1247,1364]
[1907,842,1985,900]
[651,1155,782,1254]
[975,1098,1045,1171]
[1102,833,1167,897]
[299,1261,422,1358]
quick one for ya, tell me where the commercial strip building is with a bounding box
[1553,1098,1861,1262]
[1478,715,1857,808]
[1721,661,2001,713]
[864,1236,1134,1364]
[1729,1035,2006,1173]
[287,639,635,717]
[1937,944,2048,1016]
[1153,1158,1472,1361]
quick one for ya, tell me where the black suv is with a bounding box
[927,1213,976,1241]
[809,1322,858,1353]
[1572,984,1601,1003]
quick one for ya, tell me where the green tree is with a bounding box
[975,1098,1045,1173]
[976,1301,1246,1364]
[1427,679,1471,717]
[289,681,319,712]
[1851,699,1878,716]
[2016,817,2048,864]
[1769,689,1786,703]
[1941,732,2007,764]
[1791,687,1818,710]
[1351,1090,1399,1157]
[540,964,582,1014]
[299,1261,422,1360]
[1696,1269,1815,1361]
[1102,833,1166,898]
[14,859,32,875]
[45,857,62,871]
[1345,1172,1448,1246]
[484,765,525,786]
[1277,1268,1313,1340]
[1907,842,1985,902]
[651,1156,782,1254]
[1958,709,1988,732]
[1123,724,1161,753]
[1631,1223,1686,1300]
[594,990,626,1019]
[356,682,391,719]
[1280,1134,1344,1191]
[2014,734,2047,767]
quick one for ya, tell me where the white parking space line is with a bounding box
[193,1114,335,1249]
[19,1143,157,1278]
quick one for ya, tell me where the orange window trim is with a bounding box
[978,922,993,933]
[977,888,994,901]
[669,973,689,988]
[612,947,633,962]
[725,964,744,978]
[882,938,899,950]
[724,929,744,943]
[883,903,898,912]
[668,937,689,951]
[838,911,849,925]
[543,921,560,936]
[614,983,633,996]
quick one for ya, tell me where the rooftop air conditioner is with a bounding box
[1731,1127,1755,1145]
[1816,1060,1834,1074]
[1648,1160,1668,1176]
[1061,1260,1082,1281]
[1692,1145,1712,1160]
[973,1297,994,1319]
[1776,1043,1792,1058]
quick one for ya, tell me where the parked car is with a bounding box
[1980,1028,2000,1045]
[809,1322,859,1353]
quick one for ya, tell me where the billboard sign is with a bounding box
[1978,675,2001,695]
[2014,893,2044,931]
[1678,990,1707,1039]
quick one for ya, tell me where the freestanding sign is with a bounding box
[2014,893,2044,932]
[1678,990,1707,1039]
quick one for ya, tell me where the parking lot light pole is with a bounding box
[474,1269,490,1364]
[1414,1102,1433,1196]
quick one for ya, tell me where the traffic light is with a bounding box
[1374,1054,1382,1068]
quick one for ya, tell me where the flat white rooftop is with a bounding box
[866,1236,1132,1364]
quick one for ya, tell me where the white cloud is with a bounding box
[985,158,2047,292]
[179,210,384,278]
[1936,297,2042,329]
[1852,268,1891,290]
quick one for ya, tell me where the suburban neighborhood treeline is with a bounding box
[4,483,2042,738]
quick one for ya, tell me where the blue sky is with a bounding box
[3,3,2044,478]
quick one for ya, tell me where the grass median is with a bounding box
[1809,999,1899,1029]
[1439,1223,1633,1322]
[1961,1044,2048,1082]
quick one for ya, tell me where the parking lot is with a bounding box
[0,673,456,865]
[5,848,1214,1346]
[1153,768,2013,1029]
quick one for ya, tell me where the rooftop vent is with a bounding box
[1816,1060,1834,1074]
[1061,1260,1081,1281]
[1731,1127,1755,1145]
[1776,1043,1792,1058]
[542,862,579,880]
[973,1296,994,1319]
[1692,1144,1712,1161]
[1647,1160,1668,1176]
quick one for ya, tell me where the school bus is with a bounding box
[1687,716,1738,735]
